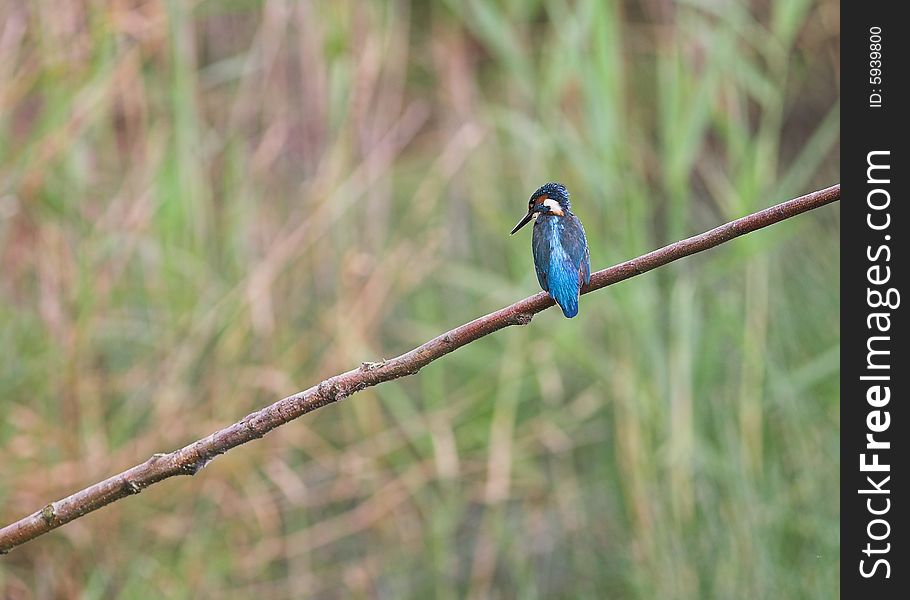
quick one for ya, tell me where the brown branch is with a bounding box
[0,184,840,555]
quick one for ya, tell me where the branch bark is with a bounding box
[0,184,840,554]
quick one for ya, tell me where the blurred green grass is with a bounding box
[1,0,839,597]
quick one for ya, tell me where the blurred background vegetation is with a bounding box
[1,0,839,597]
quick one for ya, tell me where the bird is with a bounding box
[510,182,591,318]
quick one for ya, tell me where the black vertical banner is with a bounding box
[842,2,907,597]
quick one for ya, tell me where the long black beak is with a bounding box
[510,211,534,235]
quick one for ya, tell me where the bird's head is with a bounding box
[510,182,571,234]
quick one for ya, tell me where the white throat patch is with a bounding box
[542,198,565,216]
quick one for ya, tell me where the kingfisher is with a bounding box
[510,182,591,318]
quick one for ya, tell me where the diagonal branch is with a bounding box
[0,184,840,554]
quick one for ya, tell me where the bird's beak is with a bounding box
[510,210,534,235]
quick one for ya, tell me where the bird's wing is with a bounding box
[543,216,588,318]
[532,220,550,292]
[564,215,591,285]
[532,216,589,318]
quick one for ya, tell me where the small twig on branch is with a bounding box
[0,184,840,554]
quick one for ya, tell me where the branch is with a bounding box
[0,184,840,554]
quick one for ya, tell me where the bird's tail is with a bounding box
[555,296,578,318]
[548,272,580,318]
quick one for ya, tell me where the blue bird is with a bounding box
[510,183,591,318]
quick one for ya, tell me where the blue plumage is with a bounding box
[510,183,591,318]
